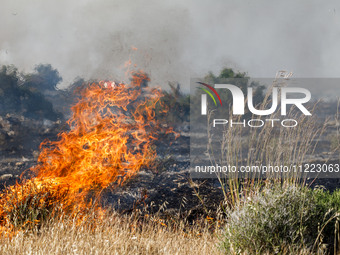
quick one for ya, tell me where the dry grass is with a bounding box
[0,210,223,255]
[205,82,327,206]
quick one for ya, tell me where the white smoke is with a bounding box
[0,0,340,91]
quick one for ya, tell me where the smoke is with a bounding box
[0,0,340,90]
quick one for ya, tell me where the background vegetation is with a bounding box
[0,64,339,254]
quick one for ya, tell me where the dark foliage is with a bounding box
[0,65,62,120]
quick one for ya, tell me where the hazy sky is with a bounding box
[1,0,340,90]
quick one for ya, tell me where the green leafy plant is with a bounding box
[221,185,320,254]
[221,185,340,254]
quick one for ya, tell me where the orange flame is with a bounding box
[34,71,167,195]
[0,70,173,233]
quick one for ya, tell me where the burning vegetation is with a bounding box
[1,64,339,254]
[0,71,175,234]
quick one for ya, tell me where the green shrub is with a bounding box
[312,188,340,247]
[314,188,340,211]
[221,185,320,254]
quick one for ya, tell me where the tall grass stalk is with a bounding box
[205,80,327,207]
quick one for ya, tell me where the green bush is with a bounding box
[314,188,340,212]
[312,188,340,247]
[221,185,320,254]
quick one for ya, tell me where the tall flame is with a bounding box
[35,71,172,196]
[0,71,173,233]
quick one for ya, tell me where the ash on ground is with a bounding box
[0,101,339,220]
[0,116,224,220]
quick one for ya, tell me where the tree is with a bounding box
[24,64,62,92]
[201,67,265,118]
[0,64,62,120]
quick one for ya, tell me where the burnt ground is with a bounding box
[0,113,339,221]
[101,134,225,220]
[0,114,65,188]
[0,115,225,220]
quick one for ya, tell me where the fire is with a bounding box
[0,71,173,233]
[34,71,162,192]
